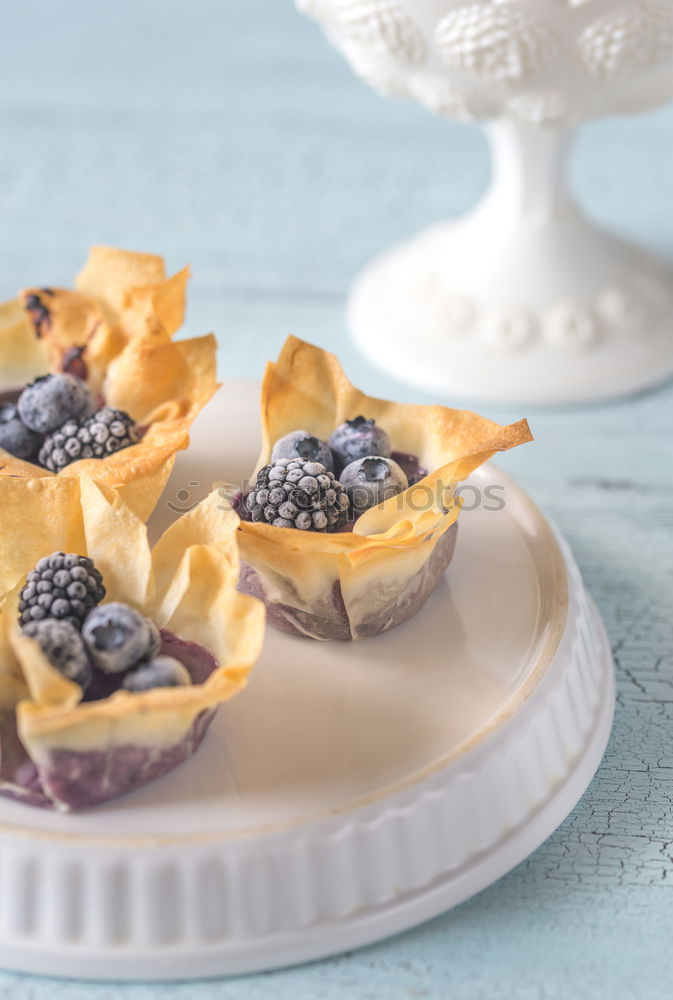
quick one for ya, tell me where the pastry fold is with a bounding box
[0,478,265,811]
[0,298,48,389]
[237,336,532,640]
[0,247,218,521]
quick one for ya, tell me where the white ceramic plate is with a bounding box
[0,382,614,980]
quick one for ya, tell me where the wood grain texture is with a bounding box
[0,1,672,996]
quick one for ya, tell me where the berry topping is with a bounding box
[82,603,159,674]
[391,451,428,487]
[38,419,92,471]
[147,618,162,660]
[38,406,138,473]
[24,291,52,338]
[18,373,94,434]
[22,618,91,689]
[245,458,350,532]
[339,456,408,516]
[19,553,106,628]
[271,430,334,471]
[329,416,391,467]
[122,655,192,692]
[0,402,42,460]
[61,345,88,381]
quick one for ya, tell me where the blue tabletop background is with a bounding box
[1,1,673,997]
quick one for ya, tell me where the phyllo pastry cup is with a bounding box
[0,246,218,521]
[0,298,47,389]
[0,477,265,812]
[237,336,532,641]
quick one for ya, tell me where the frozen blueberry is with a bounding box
[0,402,42,460]
[271,430,334,472]
[18,373,94,434]
[22,618,91,689]
[82,602,157,674]
[122,655,191,692]
[339,455,408,515]
[329,416,391,467]
[147,618,162,659]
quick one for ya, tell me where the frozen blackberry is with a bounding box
[38,406,138,472]
[19,553,106,628]
[271,430,334,472]
[39,418,92,471]
[245,458,350,532]
[84,407,139,455]
[339,456,408,516]
[82,602,158,674]
[329,416,391,467]
[0,402,42,460]
[122,655,191,692]
[18,373,94,433]
[22,619,91,689]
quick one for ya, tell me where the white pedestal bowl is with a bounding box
[297,0,673,404]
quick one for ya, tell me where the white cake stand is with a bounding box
[0,383,614,980]
[297,0,673,404]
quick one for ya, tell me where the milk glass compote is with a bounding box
[297,0,673,403]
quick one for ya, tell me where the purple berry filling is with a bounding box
[239,520,458,641]
[24,291,52,339]
[391,451,428,486]
[0,629,220,811]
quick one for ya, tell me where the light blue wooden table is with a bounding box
[1,2,672,996]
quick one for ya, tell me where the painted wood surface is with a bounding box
[0,1,672,996]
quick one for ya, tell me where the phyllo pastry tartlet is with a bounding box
[0,246,218,521]
[0,477,264,812]
[236,336,532,641]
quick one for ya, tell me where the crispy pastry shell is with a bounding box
[237,336,533,640]
[0,298,48,388]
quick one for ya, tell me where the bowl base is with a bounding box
[349,210,673,406]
